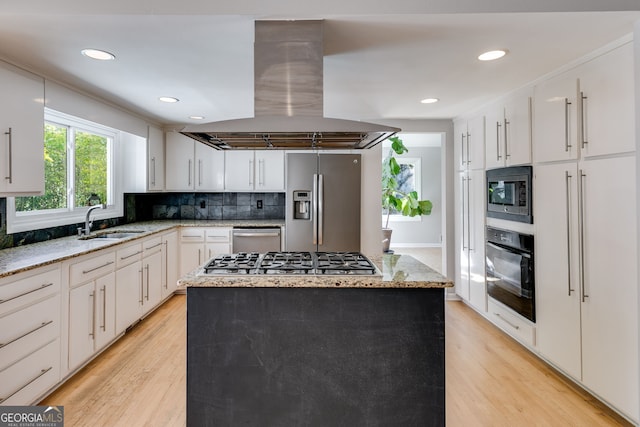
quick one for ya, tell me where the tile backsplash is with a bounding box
[0,192,285,249]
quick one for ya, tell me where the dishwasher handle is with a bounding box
[233,232,280,237]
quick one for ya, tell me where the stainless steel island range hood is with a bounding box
[180,20,399,150]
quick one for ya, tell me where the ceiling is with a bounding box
[0,2,638,127]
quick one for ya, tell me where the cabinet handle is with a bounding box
[120,250,142,261]
[564,98,572,152]
[101,286,107,331]
[188,159,192,186]
[494,312,520,330]
[467,176,473,252]
[151,156,156,186]
[565,171,574,296]
[504,118,510,158]
[578,169,588,302]
[258,159,265,187]
[89,291,95,338]
[0,367,52,404]
[82,261,115,274]
[461,176,467,250]
[145,242,163,250]
[580,91,588,148]
[0,282,54,304]
[249,159,254,186]
[198,159,203,186]
[145,264,150,301]
[466,132,471,166]
[164,241,168,289]
[139,269,144,304]
[460,133,466,168]
[4,127,12,183]
[495,121,502,161]
[0,320,53,349]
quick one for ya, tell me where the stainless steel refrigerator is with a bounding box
[285,153,361,252]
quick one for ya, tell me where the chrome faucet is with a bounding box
[83,204,105,235]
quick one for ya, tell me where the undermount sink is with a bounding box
[79,230,145,240]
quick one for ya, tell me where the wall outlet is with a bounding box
[200,200,206,209]
[257,200,263,209]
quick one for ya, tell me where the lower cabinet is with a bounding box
[68,272,116,370]
[161,231,179,298]
[180,227,231,276]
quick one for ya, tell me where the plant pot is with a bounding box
[382,228,393,253]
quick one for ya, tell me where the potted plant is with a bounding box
[381,136,433,252]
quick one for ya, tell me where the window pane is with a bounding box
[15,123,68,212]
[74,130,108,207]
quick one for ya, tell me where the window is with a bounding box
[383,157,422,222]
[7,109,122,233]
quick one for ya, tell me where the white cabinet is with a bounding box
[147,125,165,191]
[535,157,638,422]
[165,132,224,191]
[454,169,486,311]
[485,88,532,169]
[68,271,116,370]
[225,150,285,191]
[68,251,117,371]
[114,242,143,334]
[161,231,179,298]
[533,42,633,163]
[179,227,232,276]
[0,61,45,195]
[454,115,485,171]
[0,265,61,405]
[141,236,163,314]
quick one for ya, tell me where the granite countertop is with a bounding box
[0,220,285,279]
[179,253,453,289]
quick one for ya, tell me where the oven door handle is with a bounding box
[486,241,531,258]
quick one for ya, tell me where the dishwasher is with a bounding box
[232,227,281,253]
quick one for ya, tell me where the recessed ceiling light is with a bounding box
[420,98,439,104]
[81,49,115,61]
[159,97,179,103]
[478,50,507,61]
[189,116,205,120]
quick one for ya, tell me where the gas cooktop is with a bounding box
[200,251,378,276]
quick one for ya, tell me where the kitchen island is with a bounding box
[181,254,453,427]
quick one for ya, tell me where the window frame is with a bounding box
[7,109,123,234]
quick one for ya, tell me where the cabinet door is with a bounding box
[455,172,470,301]
[504,89,532,166]
[579,42,635,158]
[68,281,95,370]
[142,250,163,313]
[165,132,194,190]
[466,115,485,170]
[453,120,467,171]
[195,143,224,191]
[467,169,486,312]
[580,156,638,420]
[180,242,204,277]
[224,151,254,191]
[534,162,582,380]
[147,126,165,191]
[533,70,579,163]
[484,104,504,169]
[162,231,179,298]
[0,63,44,195]
[94,272,116,351]
[255,150,285,191]
[115,261,143,334]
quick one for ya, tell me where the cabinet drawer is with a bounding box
[115,243,143,269]
[0,267,61,316]
[70,252,116,287]
[488,298,536,348]
[0,338,60,406]
[181,228,205,242]
[206,228,230,243]
[0,295,60,370]
[142,236,163,255]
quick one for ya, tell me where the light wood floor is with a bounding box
[42,294,632,426]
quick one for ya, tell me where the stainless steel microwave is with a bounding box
[486,166,533,224]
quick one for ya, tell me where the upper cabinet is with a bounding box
[0,62,45,195]
[225,150,285,192]
[533,42,634,163]
[485,87,532,169]
[165,132,224,191]
[147,125,165,191]
[454,115,485,171]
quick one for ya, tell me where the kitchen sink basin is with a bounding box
[79,230,145,240]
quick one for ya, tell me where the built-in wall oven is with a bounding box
[485,226,535,322]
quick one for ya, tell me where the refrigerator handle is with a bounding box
[312,174,318,245]
[318,174,324,246]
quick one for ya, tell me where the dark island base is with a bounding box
[187,287,445,427]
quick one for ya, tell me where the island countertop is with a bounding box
[179,253,453,289]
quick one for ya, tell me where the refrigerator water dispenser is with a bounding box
[293,191,311,220]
